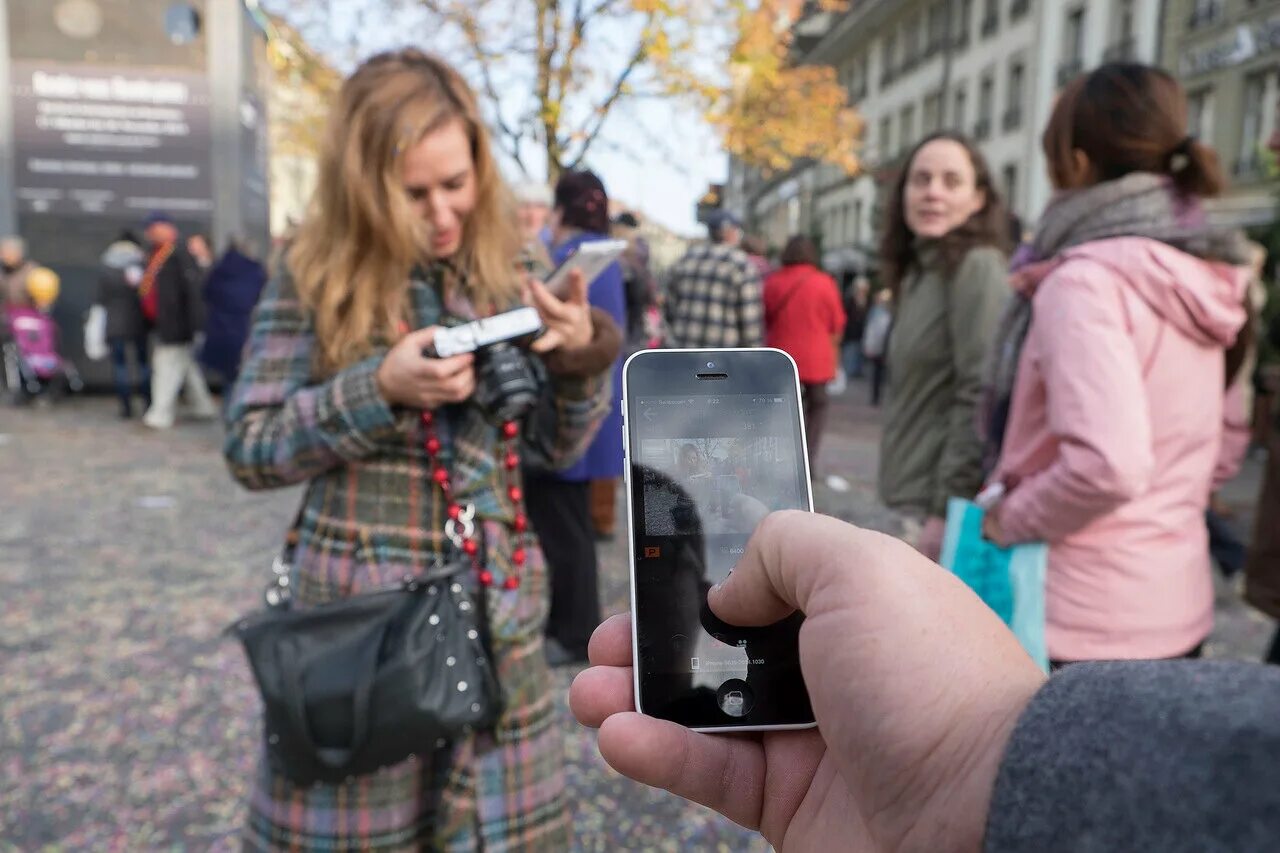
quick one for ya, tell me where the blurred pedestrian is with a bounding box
[842,276,870,379]
[741,234,772,280]
[199,237,266,389]
[96,232,150,418]
[513,181,554,274]
[139,212,217,429]
[613,211,663,355]
[1248,307,1280,665]
[524,169,626,665]
[663,211,763,348]
[1,236,36,309]
[878,132,1010,559]
[982,63,1253,666]
[224,49,616,849]
[764,235,845,469]
[862,288,892,406]
[187,233,214,271]
[1207,240,1267,578]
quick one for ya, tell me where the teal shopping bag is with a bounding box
[939,498,1048,671]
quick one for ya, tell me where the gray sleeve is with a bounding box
[985,660,1280,853]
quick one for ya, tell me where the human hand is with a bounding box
[528,268,592,354]
[375,326,476,410]
[916,514,947,560]
[982,510,1013,548]
[570,511,1044,852]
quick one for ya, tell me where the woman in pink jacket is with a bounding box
[983,64,1252,666]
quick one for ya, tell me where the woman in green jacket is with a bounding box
[877,132,1010,558]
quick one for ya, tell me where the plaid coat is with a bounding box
[662,242,764,349]
[225,262,610,851]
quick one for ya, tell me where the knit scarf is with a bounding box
[980,172,1251,471]
[138,242,174,323]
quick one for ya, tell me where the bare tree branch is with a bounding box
[564,33,648,171]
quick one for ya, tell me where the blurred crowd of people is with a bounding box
[1,213,266,425]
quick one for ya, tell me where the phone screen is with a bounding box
[625,349,815,729]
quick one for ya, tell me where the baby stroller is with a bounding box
[3,307,84,402]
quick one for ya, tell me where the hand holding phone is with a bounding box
[621,348,816,732]
[543,239,627,297]
[528,268,593,354]
[572,512,1045,852]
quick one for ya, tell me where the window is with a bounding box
[1002,164,1019,214]
[853,200,864,245]
[953,83,968,131]
[1010,0,1031,21]
[1238,72,1266,176]
[1188,0,1222,31]
[927,3,947,54]
[900,104,916,153]
[1118,0,1134,38]
[1004,59,1024,131]
[903,18,920,70]
[1066,8,1085,61]
[1057,7,1086,86]
[981,0,998,36]
[1105,0,1136,60]
[879,115,894,161]
[882,31,898,84]
[1187,87,1214,140]
[953,0,973,48]
[977,72,994,139]
[924,91,943,135]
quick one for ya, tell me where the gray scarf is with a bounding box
[981,173,1250,472]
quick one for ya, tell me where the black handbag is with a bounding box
[228,526,503,787]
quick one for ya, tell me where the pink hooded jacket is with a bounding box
[993,237,1248,661]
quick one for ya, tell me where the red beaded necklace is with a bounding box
[419,410,528,590]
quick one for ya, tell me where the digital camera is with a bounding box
[424,307,543,424]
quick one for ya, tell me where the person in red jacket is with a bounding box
[764,235,846,470]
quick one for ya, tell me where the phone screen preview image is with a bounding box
[628,386,815,730]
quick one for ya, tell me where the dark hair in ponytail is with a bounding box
[1042,63,1225,197]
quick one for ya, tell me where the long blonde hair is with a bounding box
[289,49,521,372]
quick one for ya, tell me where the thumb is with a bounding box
[404,325,442,354]
[708,511,881,627]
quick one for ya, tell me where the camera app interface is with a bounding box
[631,392,811,724]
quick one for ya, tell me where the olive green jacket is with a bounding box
[879,245,1008,517]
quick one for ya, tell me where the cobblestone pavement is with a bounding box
[1,382,1273,849]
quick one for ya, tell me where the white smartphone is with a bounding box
[544,239,628,297]
[622,348,817,733]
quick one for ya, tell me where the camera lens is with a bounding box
[706,361,716,369]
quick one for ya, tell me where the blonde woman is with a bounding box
[224,50,618,850]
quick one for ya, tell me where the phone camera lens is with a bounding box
[706,361,716,369]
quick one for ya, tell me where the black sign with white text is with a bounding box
[10,61,213,218]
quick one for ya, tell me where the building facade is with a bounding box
[1162,0,1280,227]
[729,0,1170,277]
[0,0,270,375]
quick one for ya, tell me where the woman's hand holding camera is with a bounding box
[528,268,593,354]
[376,327,476,410]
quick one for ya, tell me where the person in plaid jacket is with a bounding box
[224,50,618,851]
[662,211,764,349]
